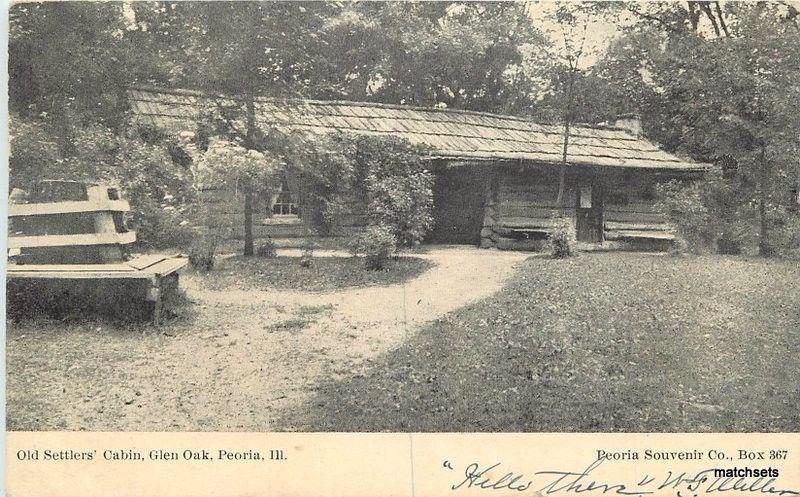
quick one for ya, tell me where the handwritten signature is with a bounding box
[444,458,799,496]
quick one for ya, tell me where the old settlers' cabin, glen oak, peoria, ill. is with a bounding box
[127,87,709,250]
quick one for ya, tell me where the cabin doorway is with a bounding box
[575,182,604,242]
[428,168,486,245]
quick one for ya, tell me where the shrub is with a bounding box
[669,236,690,257]
[366,170,434,246]
[256,238,278,259]
[350,224,398,270]
[188,239,217,271]
[354,137,434,246]
[299,237,316,268]
[655,181,716,253]
[547,217,576,259]
[653,170,783,256]
[299,249,314,268]
[131,198,196,250]
[295,133,434,246]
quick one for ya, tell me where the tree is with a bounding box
[9,2,133,146]
[115,2,333,254]
[546,5,591,207]
[314,2,549,112]
[585,1,800,255]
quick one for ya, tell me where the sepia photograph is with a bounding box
[5,0,799,435]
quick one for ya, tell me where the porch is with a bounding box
[427,162,687,250]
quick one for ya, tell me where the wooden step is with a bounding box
[604,221,672,231]
[8,231,136,249]
[605,230,675,240]
[8,199,130,217]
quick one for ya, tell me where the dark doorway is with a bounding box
[428,168,486,245]
[575,181,604,242]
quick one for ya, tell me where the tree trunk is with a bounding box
[556,68,576,209]
[243,94,257,256]
[758,143,773,257]
[556,120,570,207]
[244,190,254,256]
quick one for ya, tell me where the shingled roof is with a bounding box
[127,87,707,171]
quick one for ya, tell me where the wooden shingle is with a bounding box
[127,87,710,171]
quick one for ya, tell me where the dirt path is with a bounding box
[6,247,527,431]
[170,246,529,431]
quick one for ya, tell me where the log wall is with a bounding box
[481,165,576,250]
[197,162,677,250]
[603,175,673,241]
[198,187,366,244]
[480,164,676,250]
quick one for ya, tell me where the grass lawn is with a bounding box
[197,255,434,292]
[282,252,800,432]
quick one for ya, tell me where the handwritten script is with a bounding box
[444,458,799,496]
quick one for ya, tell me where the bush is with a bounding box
[653,171,790,256]
[188,239,216,271]
[655,181,716,253]
[296,133,434,246]
[669,236,690,257]
[366,170,434,246]
[299,250,314,268]
[256,238,278,259]
[299,237,316,268]
[131,199,196,250]
[350,224,398,270]
[547,217,576,259]
[354,137,434,246]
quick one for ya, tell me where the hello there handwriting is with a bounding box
[442,458,799,497]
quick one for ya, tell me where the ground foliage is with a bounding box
[284,253,800,432]
[547,217,577,258]
[197,255,433,293]
[349,225,399,270]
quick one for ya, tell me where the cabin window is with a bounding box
[269,177,299,217]
[579,187,593,208]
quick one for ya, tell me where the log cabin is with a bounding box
[127,87,709,250]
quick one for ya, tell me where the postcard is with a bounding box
[5,1,799,495]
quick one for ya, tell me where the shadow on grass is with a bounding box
[275,254,800,432]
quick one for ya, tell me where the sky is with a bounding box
[526,1,630,69]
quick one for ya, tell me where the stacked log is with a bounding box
[480,168,574,250]
[7,180,187,325]
[9,181,135,264]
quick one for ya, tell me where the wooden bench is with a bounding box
[7,180,187,325]
[6,255,187,326]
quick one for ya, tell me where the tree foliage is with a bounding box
[315,2,548,112]
[536,1,800,255]
[8,1,800,256]
[9,114,195,249]
[193,140,282,193]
